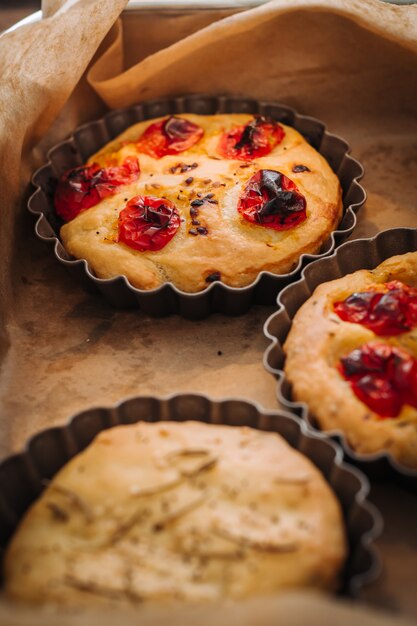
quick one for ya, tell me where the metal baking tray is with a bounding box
[0,394,381,597]
[28,95,365,320]
[264,227,417,487]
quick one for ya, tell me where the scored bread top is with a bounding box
[4,420,346,608]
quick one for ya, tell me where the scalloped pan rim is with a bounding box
[264,226,417,482]
[28,94,366,319]
[0,393,381,598]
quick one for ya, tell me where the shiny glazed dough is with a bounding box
[4,421,346,608]
[284,252,417,467]
[60,114,342,292]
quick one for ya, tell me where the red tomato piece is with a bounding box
[237,169,306,231]
[334,280,417,336]
[339,342,417,417]
[118,195,180,252]
[218,116,285,161]
[55,157,140,222]
[136,116,204,158]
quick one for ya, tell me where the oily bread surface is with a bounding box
[284,252,417,467]
[60,114,342,292]
[4,421,346,608]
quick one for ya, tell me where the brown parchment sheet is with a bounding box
[0,590,415,626]
[1,0,417,624]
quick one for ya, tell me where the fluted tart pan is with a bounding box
[28,95,365,320]
[0,394,381,597]
[264,227,417,487]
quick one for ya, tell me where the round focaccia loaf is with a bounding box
[59,113,342,292]
[4,421,346,608]
[284,252,417,467]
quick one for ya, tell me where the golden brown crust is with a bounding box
[60,114,342,292]
[284,252,417,467]
[4,421,346,608]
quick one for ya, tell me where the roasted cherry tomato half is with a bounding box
[339,342,417,417]
[218,116,285,161]
[237,169,306,230]
[55,157,140,222]
[334,280,417,336]
[118,195,180,252]
[136,116,204,159]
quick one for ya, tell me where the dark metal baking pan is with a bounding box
[0,394,381,598]
[264,227,417,487]
[28,95,365,320]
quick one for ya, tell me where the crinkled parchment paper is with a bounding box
[0,589,415,626]
[0,0,417,623]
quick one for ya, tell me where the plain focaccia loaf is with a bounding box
[284,252,417,467]
[60,113,342,293]
[4,421,346,608]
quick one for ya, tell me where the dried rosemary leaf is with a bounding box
[43,480,94,523]
[213,526,299,554]
[153,493,207,532]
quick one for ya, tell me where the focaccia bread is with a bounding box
[284,252,417,467]
[55,113,343,292]
[4,421,346,608]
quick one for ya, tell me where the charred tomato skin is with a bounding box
[118,195,180,252]
[334,280,417,336]
[55,157,140,222]
[238,169,307,231]
[136,116,204,159]
[218,116,285,161]
[339,342,417,418]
